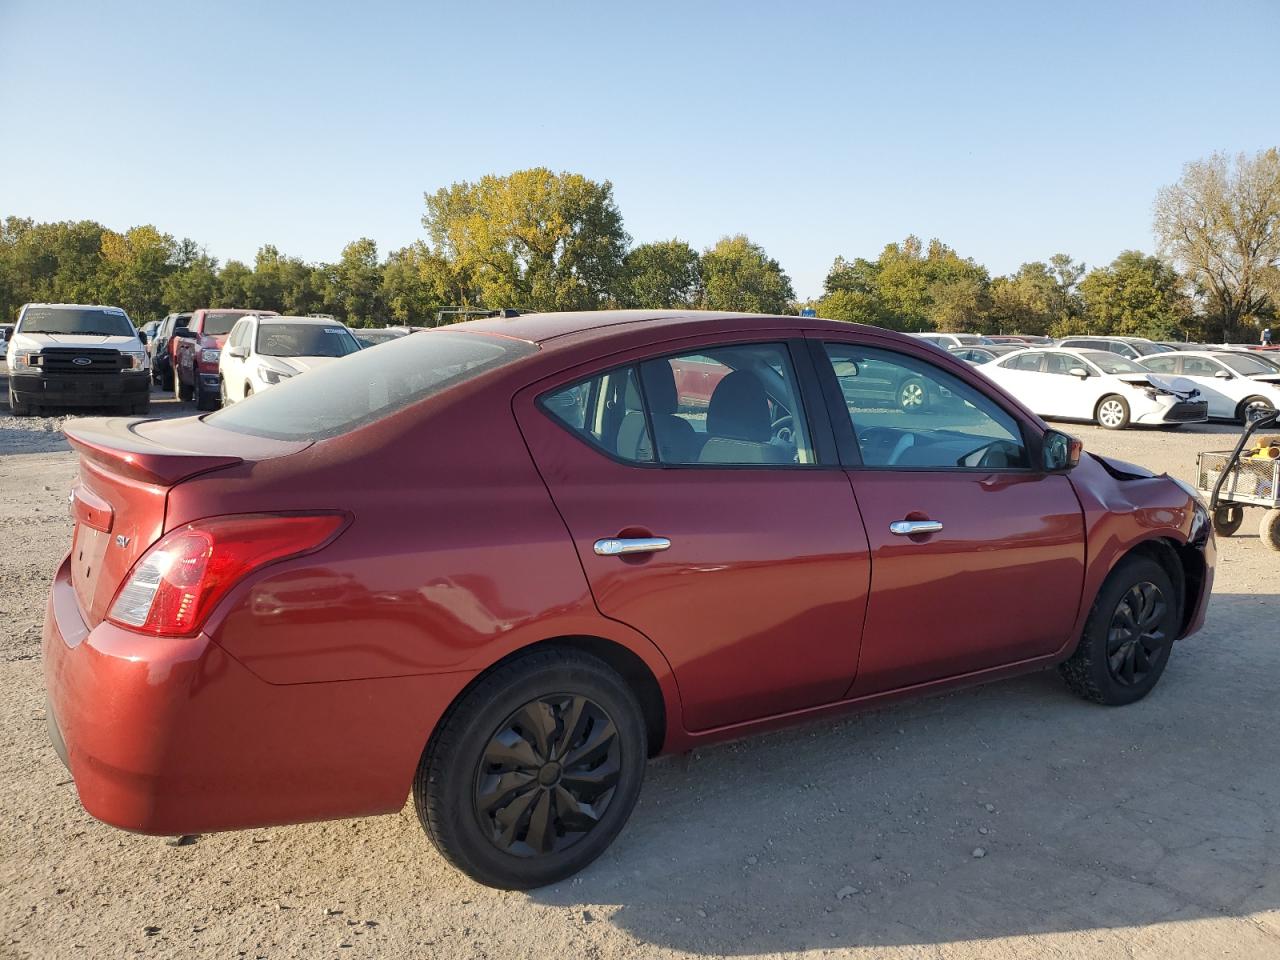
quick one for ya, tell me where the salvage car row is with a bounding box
[4,302,410,416]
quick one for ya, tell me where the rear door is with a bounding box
[812,336,1086,695]
[515,334,871,732]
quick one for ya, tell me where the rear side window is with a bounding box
[206,331,536,440]
[543,367,655,463]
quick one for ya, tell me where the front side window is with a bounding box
[1084,352,1146,375]
[1182,356,1224,377]
[824,343,1029,470]
[540,342,815,467]
[1044,353,1087,376]
[1142,355,1179,374]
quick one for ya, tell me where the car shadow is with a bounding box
[529,591,1279,952]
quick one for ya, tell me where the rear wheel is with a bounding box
[1238,396,1275,425]
[897,377,928,412]
[1213,504,1244,537]
[1261,510,1280,552]
[414,648,647,890]
[1096,395,1130,430]
[1060,555,1179,705]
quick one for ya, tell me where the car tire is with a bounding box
[132,396,151,416]
[1237,396,1275,425]
[1059,555,1179,706]
[1212,504,1244,537]
[897,377,929,412]
[1260,509,1280,552]
[8,387,31,417]
[194,379,219,411]
[161,367,174,391]
[177,376,194,402]
[1095,395,1130,430]
[220,378,230,408]
[414,648,647,890]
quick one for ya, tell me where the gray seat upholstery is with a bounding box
[698,371,790,464]
[639,361,702,463]
[615,373,653,461]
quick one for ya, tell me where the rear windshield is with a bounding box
[205,311,253,335]
[19,307,134,336]
[206,331,536,440]
[256,323,361,358]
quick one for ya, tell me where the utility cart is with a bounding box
[1198,411,1280,550]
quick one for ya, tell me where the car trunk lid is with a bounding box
[64,417,310,627]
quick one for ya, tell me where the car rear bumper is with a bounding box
[11,370,149,407]
[42,556,467,835]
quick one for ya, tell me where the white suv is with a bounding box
[218,315,362,405]
[5,303,150,417]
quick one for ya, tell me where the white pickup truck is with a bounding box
[5,303,150,416]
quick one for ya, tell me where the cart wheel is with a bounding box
[1261,510,1280,552]
[1213,504,1244,537]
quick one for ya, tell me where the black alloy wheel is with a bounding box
[473,694,620,858]
[1105,581,1168,687]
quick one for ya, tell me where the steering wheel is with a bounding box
[771,415,794,444]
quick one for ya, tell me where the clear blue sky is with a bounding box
[2,0,1277,299]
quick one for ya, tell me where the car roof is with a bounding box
[447,309,875,349]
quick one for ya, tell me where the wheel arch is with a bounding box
[1109,536,1205,639]
[1235,394,1274,423]
[433,635,669,759]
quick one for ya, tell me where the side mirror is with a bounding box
[1214,369,1232,379]
[136,330,148,345]
[176,327,194,339]
[1043,429,1082,472]
[1068,367,1089,379]
[228,346,248,359]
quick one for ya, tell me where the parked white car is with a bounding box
[217,315,362,406]
[910,332,995,349]
[1137,350,1280,423]
[1056,336,1175,360]
[982,348,1207,429]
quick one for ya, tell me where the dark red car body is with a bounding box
[45,311,1213,842]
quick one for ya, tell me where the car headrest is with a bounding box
[640,361,679,416]
[707,370,771,443]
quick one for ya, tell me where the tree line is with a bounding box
[2,150,1277,341]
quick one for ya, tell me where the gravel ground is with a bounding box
[2,374,1279,960]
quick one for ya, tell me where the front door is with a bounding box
[516,336,871,732]
[814,337,1087,695]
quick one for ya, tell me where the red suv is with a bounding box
[173,308,278,409]
[44,310,1214,889]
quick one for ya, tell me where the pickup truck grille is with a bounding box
[38,348,127,373]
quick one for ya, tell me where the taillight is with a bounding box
[107,513,347,637]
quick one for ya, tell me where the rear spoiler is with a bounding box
[64,418,243,486]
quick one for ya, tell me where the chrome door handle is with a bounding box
[594,537,671,556]
[889,520,943,536]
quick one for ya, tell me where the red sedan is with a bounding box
[44,310,1214,889]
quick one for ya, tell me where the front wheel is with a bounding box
[1238,396,1275,425]
[1059,555,1179,705]
[8,387,31,417]
[177,375,194,402]
[414,648,647,890]
[194,378,219,411]
[1096,395,1130,430]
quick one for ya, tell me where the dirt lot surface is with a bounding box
[2,373,1279,960]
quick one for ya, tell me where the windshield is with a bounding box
[207,331,537,440]
[19,307,134,336]
[256,323,362,358]
[1082,351,1146,374]
[205,311,255,336]
[1135,342,1174,355]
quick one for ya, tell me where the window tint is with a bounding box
[540,342,815,467]
[256,323,361,358]
[19,306,133,336]
[1220,353,1273,375]
[1001,351,1043,371]
[542,366,654,463]
[1182,357,1224,377]
[1142,355,1179,374]
[207,331,535,441]
[640,343,813,465]
[824,343,1028,470]
[1044,353,1083,376]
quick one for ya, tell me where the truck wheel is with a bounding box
[1059,555,1179,705]
[1212,504,1244,537]
[195,379,219,411]
[177,377,194,402]
[8,387,31,417]
[414,648,647,890]
[1261,510,1280,552]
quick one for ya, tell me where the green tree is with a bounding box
[423,168,629,311]
[700,234,795,313]
[1154,148,1280,340]
[989,262,1056,335]
[215,260,254,307]
[99,224,177,323]
[618,239,701,308]
[1079,250,1193,340]
[322,238,385,325]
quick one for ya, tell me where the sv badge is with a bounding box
[115,534,130,548]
